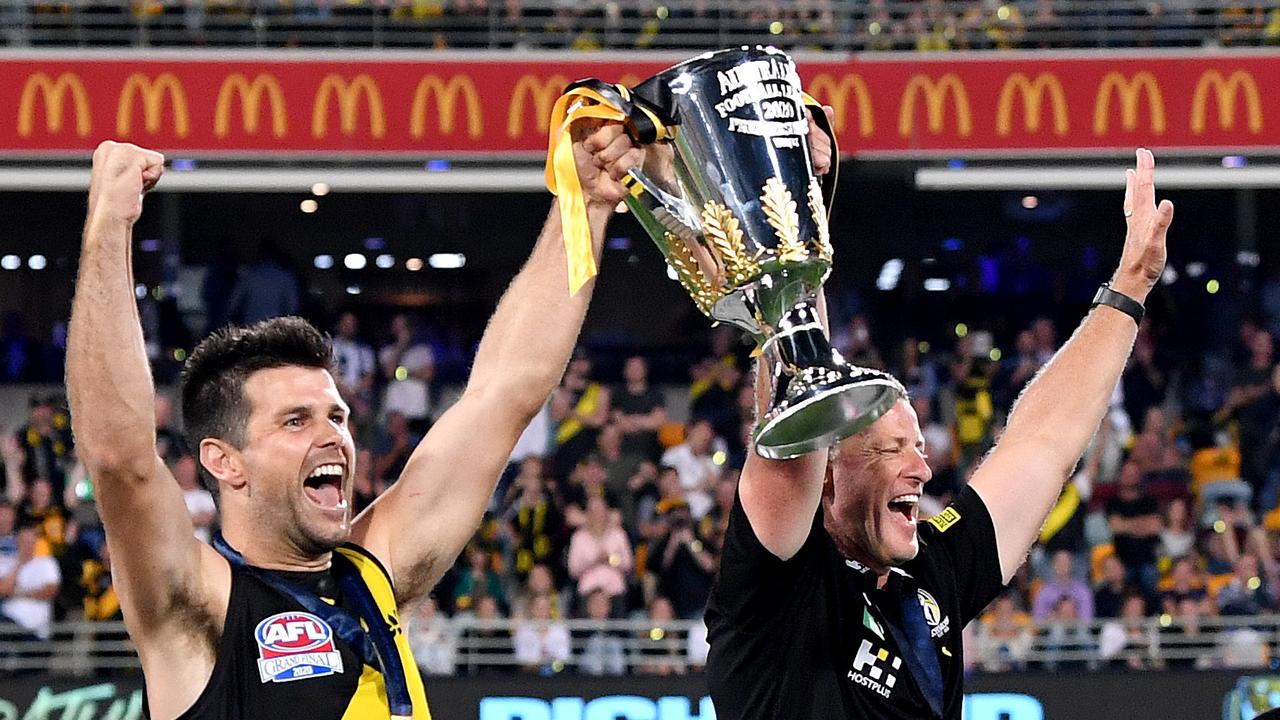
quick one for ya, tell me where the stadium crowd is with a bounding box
[3,0,1279,50]
[2,288,1280,676]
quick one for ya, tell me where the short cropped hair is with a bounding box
[180,317,332,494]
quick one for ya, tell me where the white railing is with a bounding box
[0,0,1275,51]
[4,613,1280,676]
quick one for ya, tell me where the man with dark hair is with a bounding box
[66,126,643,719]
[706,150,1175,719]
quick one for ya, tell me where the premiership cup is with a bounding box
[552,47,904,459]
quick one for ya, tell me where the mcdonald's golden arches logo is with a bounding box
[410,74,482,140]
[312,74,385,139]
[215,73,287,139]
[1191,70,1262,135]
[899,74,971,138]
[1093,72,1164,136]
[507,74,570,138]
[808,73,874,138]
[18,72,91,138]
[996,73,1068,137]
[118,73,190,138]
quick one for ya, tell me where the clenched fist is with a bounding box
[87,141,164,228]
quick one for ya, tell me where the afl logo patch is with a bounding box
[917,589,951,638]
[254,612,345,683]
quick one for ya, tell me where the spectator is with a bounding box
[513,593,570,674]
[461,595,512,675]
[1159,496,1196,562]
[974,593,1033,672]
[688,327,744,444]
[153,393,183,464]
[894,337,939,402]
[0,524,60,640]
[633,596,684,675]
[551,349,610,477]
[379,314,435,432]
[1094,554,1132,619]
[225,239,299,325]
[80,541,120,622]
[406,597,458,676]
[575,589,626,676]
[650,501,717,620]
[660,419,722,519]
[1215,330,1276,503]
[1032,549,1095,621]
[611,355,667,461]
[503,462,564,583]
[1216,553,1277,616]
[174,453,216,544]
[1041,596,1095,671]
[595,425,644,531]
[18,478,65,558]
[16,395,73,498]
[1107,461,1162,595]
[1123,328,1169,429]
[452,544,507,615]
[373,411,421,485]
[330,311,378,426]
[566,497,632,612]
[1160,597,1214,670]
[1159,557,1208,614]
[1098,593,1160,669]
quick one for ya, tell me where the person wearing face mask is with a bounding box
[705,150,1175,720]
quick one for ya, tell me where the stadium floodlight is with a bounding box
[428,253,466,270]
[344,253,367,270]
[375,254,395,269]
[0,255,20,271]
[314,255,335,270]
[923,278,951,292]
[406,258,425,272]
[27,255,46,270]
[876,259,903,291]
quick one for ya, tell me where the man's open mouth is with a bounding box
[303,463,347,510]
[888,493,919,524]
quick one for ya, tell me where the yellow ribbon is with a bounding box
[545,86,629,295]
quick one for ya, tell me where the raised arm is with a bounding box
[969,149,1173,583]
[67,142,227,695]
[351,124,643,603]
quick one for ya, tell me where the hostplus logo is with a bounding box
[848,639,901,699]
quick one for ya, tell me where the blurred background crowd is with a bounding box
[3,274,1280,675]
[2,0,1279,50]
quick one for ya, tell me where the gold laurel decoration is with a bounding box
[663,232,720,315]
[700,200,761,288]
[808,178,834,262]
[762,177,807,264]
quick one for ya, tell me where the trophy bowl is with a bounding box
[564,47,904,459]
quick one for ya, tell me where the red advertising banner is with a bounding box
[1,51,1276,158]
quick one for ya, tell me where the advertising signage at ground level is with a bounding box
[2,51,1278,158]
[0,670,1273,719]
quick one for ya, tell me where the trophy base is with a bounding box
[755,368,905,460]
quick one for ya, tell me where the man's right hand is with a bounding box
[87,141,165,228]
[574,122,644,211]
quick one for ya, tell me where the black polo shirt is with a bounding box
[705,486,1004,720]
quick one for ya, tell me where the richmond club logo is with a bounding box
[254,612,345,683]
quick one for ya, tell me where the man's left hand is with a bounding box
[1113,148,1174,302]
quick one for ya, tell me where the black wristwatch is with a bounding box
[1092,282,1145,324]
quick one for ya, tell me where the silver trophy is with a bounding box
[567,47,903,459]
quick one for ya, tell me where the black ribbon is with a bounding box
[212,533,413,718]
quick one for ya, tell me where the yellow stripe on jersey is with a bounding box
[336,545,431,720]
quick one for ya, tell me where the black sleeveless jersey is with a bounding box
[171,544,430,720]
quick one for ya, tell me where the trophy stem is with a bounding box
[755,301,905,460]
